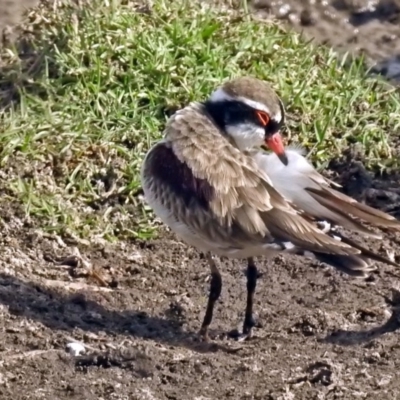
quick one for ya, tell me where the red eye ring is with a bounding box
[255,110,270,126]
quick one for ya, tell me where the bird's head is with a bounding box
[204,76,288,165]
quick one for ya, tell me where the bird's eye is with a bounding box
[255,110,270,126]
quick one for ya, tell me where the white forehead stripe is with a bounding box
[210,88,270,113]
[209,87,282,123]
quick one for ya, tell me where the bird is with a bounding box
[140,76,400,342]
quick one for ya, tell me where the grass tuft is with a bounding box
[0,0,399,241]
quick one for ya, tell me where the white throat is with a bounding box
[225,123,265,151]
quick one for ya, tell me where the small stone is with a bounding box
[278,4,291,18]
[66,342,86,356]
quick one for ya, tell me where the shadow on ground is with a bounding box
[323,310,400,346]
[0,271,241,356]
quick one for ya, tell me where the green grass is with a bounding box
[0,0,399,242]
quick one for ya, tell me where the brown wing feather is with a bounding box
[306,182,400,230]
[163,103,358,255]
[167,103,282,235]
[261,208,359,255]
[305,186,382,238]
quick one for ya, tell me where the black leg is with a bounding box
[227,257,260,341]
[242,257,258,337]
[199,253,222,341]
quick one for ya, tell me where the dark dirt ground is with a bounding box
[255,0,400,54]
[253,0,400,81]
[2,1,400,400]
[3,159,400,400]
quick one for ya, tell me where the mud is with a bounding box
[2,1,400,400]
[0,0,39,43]
[1,160,400,399]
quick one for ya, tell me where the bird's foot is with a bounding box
[227,329,253,342]
[198,326,211,343]
[227,316,259,342]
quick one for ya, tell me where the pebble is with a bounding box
[66,342,86,356]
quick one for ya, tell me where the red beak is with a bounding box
[265,132,288,166]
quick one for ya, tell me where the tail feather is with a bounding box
[306,186,400,231]
[311,253,374,277]
[288,225,400,277]
[331,230,399,268]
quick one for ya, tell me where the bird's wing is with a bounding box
[257,147,400,239]
[145,103,358,255]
